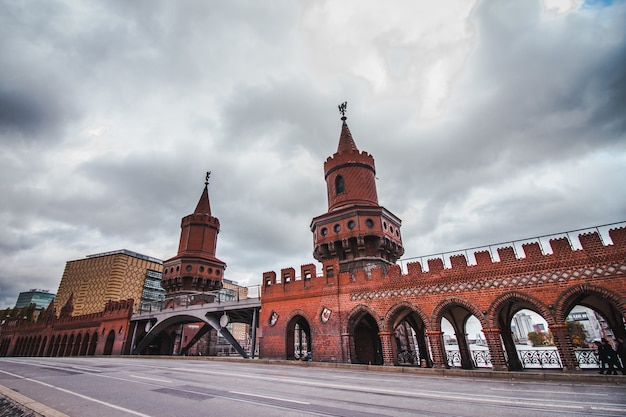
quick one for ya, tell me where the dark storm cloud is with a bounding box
[1,0,625,308]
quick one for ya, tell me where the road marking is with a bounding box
[489,387,609,396]
[169,367,589,410]
[229,390,310,405]
[591,406,626,412]
[128,375,172,383]
[0,369,153,417]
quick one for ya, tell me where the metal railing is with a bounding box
[444,347,601,369]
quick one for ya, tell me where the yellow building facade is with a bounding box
[56,250,163,316]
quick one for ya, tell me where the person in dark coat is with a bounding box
[601,338,617,375]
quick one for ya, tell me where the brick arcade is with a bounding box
[258,109,626,371]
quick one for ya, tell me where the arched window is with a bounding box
[335,175,345,194]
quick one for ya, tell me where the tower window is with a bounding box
[335,175,345,194]
[365,219,374,228]
[347,220,355,229]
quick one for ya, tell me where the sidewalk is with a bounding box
[0,385,67,417]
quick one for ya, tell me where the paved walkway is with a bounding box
[0,385,67,417]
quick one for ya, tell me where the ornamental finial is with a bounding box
[205,171,211,186]
[338,101,347,120]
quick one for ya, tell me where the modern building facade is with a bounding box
[15,289,55,309]
[56,249,163,316]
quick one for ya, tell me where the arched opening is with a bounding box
[390,306,431,367]
[59,335,68,357]
[33,336,42,357]
[88,332,98,355]
[285,315,311,360]
[38,336,47,357]
[440,305,485,370]
[141,332,174,355]
[507,309,556,370]
[46,336,56,357]
[103,330,116,355]
[350,312,383,365]
[66,334,75,357]
[80,333,90,356]
[72,334,82,356]
[52,335,61,357]
[561,288,626,371]
[335,175,345,194]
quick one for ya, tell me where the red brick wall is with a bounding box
[260,228,626,362]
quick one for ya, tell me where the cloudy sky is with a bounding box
[1,0,625,308]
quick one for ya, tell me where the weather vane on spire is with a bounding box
[205,171,211,186]
[338,101,347,120]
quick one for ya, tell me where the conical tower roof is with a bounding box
[194,184,211,215]
[337,118,358,154]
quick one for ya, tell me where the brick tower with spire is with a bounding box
[161,173,226,303]
[310,103,404,275]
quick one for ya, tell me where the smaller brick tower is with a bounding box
[161,172,225,300]
[310,103,404,275]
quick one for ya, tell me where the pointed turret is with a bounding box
[60,293,74,318]
[311,104,404,275]
[337,118,358,154]
[161,173,225,299]
[194,183,212,215]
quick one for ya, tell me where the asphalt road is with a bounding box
[1,357,625,417]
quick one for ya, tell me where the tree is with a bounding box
[527,331,545,347]
[567,320,587,347]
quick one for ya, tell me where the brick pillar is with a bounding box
[379,331,395,366]
[483,328,507,371]
[457,332,474,369]
[341,333,350,363]
[550,323,580,372]
[426,330,447,368]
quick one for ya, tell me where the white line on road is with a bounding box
[0,369,153,417]
[489,387,609,396]
[229,390,310,405]
[128,375,172,383]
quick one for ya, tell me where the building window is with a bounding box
[335,175,345,194]
[333,224,341,233]
[365,218,374,228]
[347,220,355,229]
[321,227,328,236]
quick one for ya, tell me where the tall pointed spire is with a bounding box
[336,102,358,153]
[194,171,212,215]
[161,172,225,299]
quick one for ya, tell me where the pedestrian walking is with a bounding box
[600,338,618,375]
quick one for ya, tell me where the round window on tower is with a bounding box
[383,221,387,230]
[186,265,192,272]
[347,220,355,230]
[321,227,328,236]
[216,269,221,276]
[365,218,375,228]
[199,266,204,272]
[333,224,341,233]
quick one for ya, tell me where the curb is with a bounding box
[0,385,69,417]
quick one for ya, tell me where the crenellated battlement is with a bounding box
[262,227,626,298]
